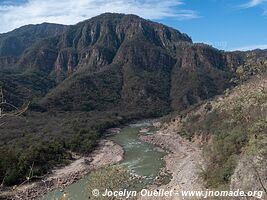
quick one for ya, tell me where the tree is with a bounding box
[0,87,29,126]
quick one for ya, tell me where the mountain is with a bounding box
[2,13,261,115]
[0,13,266,188]
[1,13,266,122]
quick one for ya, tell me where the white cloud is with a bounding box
[231,44,267,51]
[242,0,266,8]
[0,0,199,33]
[238,0,267,16]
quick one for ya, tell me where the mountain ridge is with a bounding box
[0,23,68,58]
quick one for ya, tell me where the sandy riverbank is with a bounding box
[0,140,123,200]
[138,124,205,200]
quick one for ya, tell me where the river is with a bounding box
[39,121,168,200]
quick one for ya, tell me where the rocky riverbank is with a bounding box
[0,140,123,200]
[138,122,205,200]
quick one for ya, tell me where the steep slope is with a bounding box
[170,44,234,111]
[0,38,63,106]
[0,23,68,106]
[160,73,267,194]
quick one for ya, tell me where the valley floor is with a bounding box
[0,140,123,200]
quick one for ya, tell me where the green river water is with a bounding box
[39,121,167,200]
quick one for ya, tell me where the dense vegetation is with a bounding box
[0,111,124,186]
[0,143,70,186]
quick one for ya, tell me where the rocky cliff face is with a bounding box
[170,44,234,110]
[0,56,18,70]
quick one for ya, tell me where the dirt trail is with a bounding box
[139,126,204,200]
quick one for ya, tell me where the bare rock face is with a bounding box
[79,46,115,70]
[54,48,78,81]
[0,56,17,69]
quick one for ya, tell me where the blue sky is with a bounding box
[158,0,267,51]
[0,0,266,51]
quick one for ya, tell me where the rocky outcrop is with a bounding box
[54,48,78,81]
[0,56,17,69]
